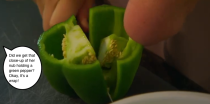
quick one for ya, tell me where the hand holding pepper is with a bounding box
[34,0,199,46]
[36,0,200,104]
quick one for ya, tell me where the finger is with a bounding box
[50,0,85,28]
[42,0,59,31]
[124,0,199,46]
[77,0,95,32]
[33,0,44,17]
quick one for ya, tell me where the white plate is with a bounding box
[112,91,210,104]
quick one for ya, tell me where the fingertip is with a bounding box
[77,0,94,32]
[43,23,48,31]
[124,1,150,45]
[124,0,180,46]
[77,9,89,32]
[80,19,89,32]
[42,0,58,31]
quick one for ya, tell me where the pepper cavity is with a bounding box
[98,34,128,68]
[62,25,96,64]
[61,25,128,66]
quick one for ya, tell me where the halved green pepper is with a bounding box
[37,5,143,104]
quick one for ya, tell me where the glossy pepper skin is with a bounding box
[37,5,143,104]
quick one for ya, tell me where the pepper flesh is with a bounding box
[89,5,143,100]
[37,5,143,104]
[62,25,96,64]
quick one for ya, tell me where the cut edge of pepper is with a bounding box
[113,38,144,100]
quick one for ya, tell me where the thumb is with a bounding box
[124,0,198,46]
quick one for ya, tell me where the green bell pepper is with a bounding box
[37,5,143,104]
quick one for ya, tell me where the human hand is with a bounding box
[124,0,199,46]
[34,0,94,32]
